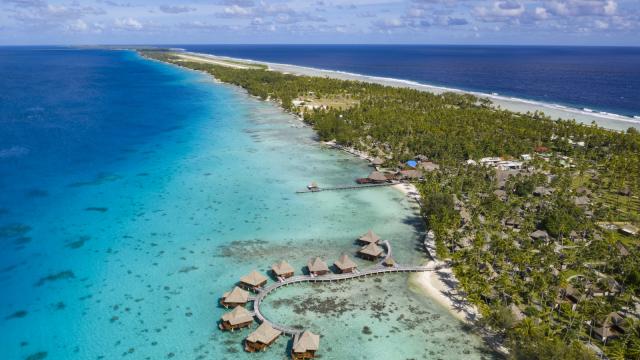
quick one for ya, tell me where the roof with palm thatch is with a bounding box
[334,254,357,271]
[293,331,320,353]
[221,305,253,326]
[240,270,268,286]
[358,243,384,257]
[368,171,388,181]
[271,260,295,275]
[223,286,249,303]
[307,257,329,273]
[246,323,281,344]
[358,230,380,244]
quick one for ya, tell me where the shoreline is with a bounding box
[180,51,640,132]
[153,49,486,328]
[392,183,481,325]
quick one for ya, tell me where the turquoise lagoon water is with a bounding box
[0,48,491,359]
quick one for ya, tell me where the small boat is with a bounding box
[307,181,319,191]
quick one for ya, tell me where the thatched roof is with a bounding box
[529,230,549,240]
[293,331,320,353]
[240,270,268,286]
[616,242,630,256]
[368,171,388,181]
[223,286,249,304]
[359,230,380,244]
[246,323,281,344]
[221,305,253,325]
[272,260,294,275]
[418,162,439,171]
[371,157,385,166]
[334,254,357,271]
[399,169,422,179]
[574,196,590,206]
[307,257,329,273]
[359,243,384,257]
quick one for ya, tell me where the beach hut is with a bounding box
[307,257,329,276]
[529,230,550,242]
[334,254,357,273]
[219,306,254,331]
[244,323,282,352]
[399,169,421,180]
[358,243,384,261]
[271,260,295,279]
[368,171,388,183]
[418,161,440,172]
[220,286,250,308]
[291,331,320,359]
[239,270,268,291]
[358,230,380,245]
[371,157,385,166]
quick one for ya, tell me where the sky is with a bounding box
[0,0,638,45]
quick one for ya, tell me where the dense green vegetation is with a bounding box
[142,51,640,359]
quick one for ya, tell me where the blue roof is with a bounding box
[406,160,417,168]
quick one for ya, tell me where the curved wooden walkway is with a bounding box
[249,241,436,336]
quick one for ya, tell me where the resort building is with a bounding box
[307,257,329,276]
[529,230,550,242]
[591,312,627,343]
[368,171,388,183]
[291,331,320,359]
[334,254,357,273]
[371,157,385,167]
[220,305,254,331]
[220,286,250,308]
[358,230,380,245]
[418,161,439,172]
[240,270,268,291]
[244,323,282,352]
[271,260,295,279]
[358,243,384,261]
[398,169,422,180]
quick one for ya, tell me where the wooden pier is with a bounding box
[248,241,436,336]
[296,181,398,194]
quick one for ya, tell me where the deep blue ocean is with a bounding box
[0,47,489,359]
[182,45,640,118]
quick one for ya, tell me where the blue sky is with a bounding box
[1,0,638,45]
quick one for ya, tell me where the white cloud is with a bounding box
[114,17,143,30]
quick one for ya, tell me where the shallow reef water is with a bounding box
[0,48,493,359]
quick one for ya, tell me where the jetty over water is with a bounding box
[296,181,397,194]
[218,239,437,357]
[252,241,434,335]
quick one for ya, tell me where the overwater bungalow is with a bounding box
[358,230,380,245]
[272,260,295,279]
[240,270,268,291]
[307,257,329,276]
[382,256,396,267]
[220,286,250,308]
[334,254,357,273]
[358,243,384,261]
[244,323,282,352]
[291,331,320,360]
[219,305,254,331]
[368,171,388,183]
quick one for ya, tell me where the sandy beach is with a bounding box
[181,51,640,132]
[392,182,481,324]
